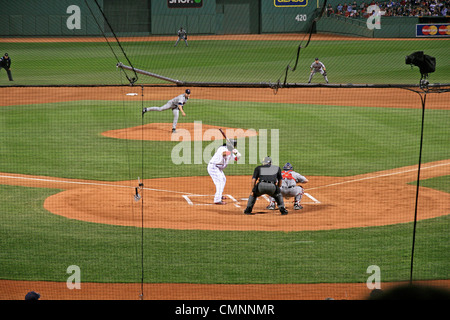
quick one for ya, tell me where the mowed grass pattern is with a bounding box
[3,39,450,85]
[0,37,449,285]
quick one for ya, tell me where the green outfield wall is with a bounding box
[0,0,442,38]
[0,0,104,36]
[316,16,422,38]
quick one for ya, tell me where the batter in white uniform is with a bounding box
[142,89,190,133]
[267,162,308,210]
[207,140,241,205]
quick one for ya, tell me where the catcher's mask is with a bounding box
[283,163,293,171]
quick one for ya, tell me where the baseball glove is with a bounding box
[323,71,327,76]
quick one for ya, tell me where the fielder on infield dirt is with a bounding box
[142,89,190,133]
[207,140,241,205]
[267,162,308,210]
[308,57,328,84]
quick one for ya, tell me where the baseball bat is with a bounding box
[219,128,234,150]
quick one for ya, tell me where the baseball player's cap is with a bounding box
[315,57,319,60]
[262,157,272,165]
[185,89,191,94]
[4,53,8,56]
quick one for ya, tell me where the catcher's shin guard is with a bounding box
[294,201,303,210]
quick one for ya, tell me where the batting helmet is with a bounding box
[185,89,191,94]
[223,139,237,150]
[283,162,293,171]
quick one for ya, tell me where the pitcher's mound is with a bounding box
[102,123,259,141]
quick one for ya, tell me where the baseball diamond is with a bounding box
[1,157,448,232]
[1,81,449,300]
[1,14,449,303]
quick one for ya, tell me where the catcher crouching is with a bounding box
[266,162,308,210]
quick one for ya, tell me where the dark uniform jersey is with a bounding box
[0,56,11,68]
[245,163,287,214]
[252,164,282,184]
[0,55,13,81]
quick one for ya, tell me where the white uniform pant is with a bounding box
[309,69,328,83]
[175,36,188,47]
[207,163,226,203]
[147,104,179,130]
[269,186,304,203]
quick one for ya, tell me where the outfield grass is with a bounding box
[414,175,450,192]
[0,185,448,284]
[1,100,449,180]
[2,39,449,85]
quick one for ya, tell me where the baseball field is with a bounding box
[0,33,449,300]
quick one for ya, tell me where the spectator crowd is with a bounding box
[326,0,450,18]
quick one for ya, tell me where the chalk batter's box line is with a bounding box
[182,194,241,208]
[183,193,320,207]
[262,193,320,204]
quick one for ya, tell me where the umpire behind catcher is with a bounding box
[244,157,288,215]
[0,53,13,81]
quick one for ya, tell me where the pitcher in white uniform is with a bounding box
[207,140,241,205]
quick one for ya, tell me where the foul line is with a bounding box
[1,160,448,202]
[0,174,201,196]
[307,161,450,191]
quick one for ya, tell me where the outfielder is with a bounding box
[207,140,241,205]
[308,57,328,84]
[267,162,308,210]
[174,26,188,47]
[0,53,13,81]
[142,89,190,133]
[244,157,288,215]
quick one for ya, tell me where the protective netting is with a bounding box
[1,84,449,301]
[1,0,449,303]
